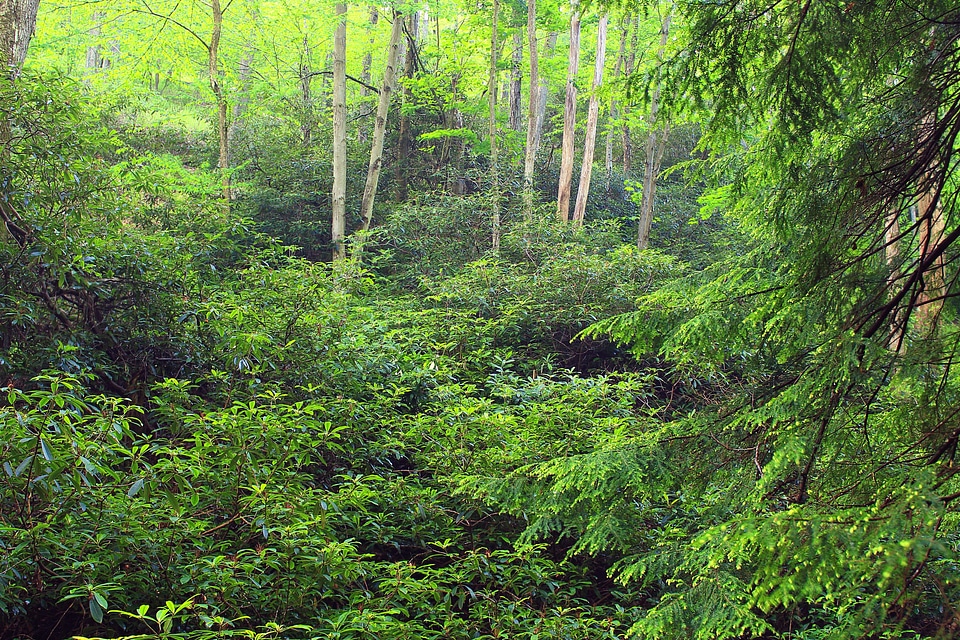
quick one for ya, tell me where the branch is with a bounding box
[310,70,380,95]
[134,2,209,51]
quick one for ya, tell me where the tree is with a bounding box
[635,8,670,250]
[331,3,348,261]
[360,12,403,232]
[489,0,501,251]
[572,14,607,225]
[522,0,540,220]
[555,0,581,222]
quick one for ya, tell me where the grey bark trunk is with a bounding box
[332,3,348,261]
[522,0,540,220]
[489,0,501,252]
[636,10,671,250]
[360,12,404,231]
[572,15,607,225]
[556,6,581,223]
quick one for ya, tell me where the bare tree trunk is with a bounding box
[0,0,40,77]
[360,12,403,231]
[556,4,581,223]
[396,13,419,200]
[606,17,628,194]
[86,12,103,71]
[636,10,671,250]
[522,0,540,220]
[489,0,501,252]
[572,15,607,225]
[209,0,231,208]
[622,16,638,174]
[332,3,348,261]
[300,35,314,146]
[227,50,253,168]
[358,6,378,143]
[532,31,556,155]
[509,31,522,131]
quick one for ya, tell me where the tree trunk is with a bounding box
[489,0,501,252]
[209,0,230,208]
[396,13,419,200]
[0,0,40,77]
[360,12,404,231]
[572,15,607,225]
[636,10,671,250]
[359,6,377,143]
[227,50,253,169]
[622,16,639,174]
[300,35,314,146]
[86,12,103,71]
[884,207,905,351]
[556,5,581,223]
[332,3,348,261]
[522,0,540,220]
[606,18,628,194]
[509,31,522,131]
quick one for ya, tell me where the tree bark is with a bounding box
[522,0,540,220]
[556,4,581,223]
[300,35,314,146]
[0,0,40,77]
[360,12,403,231]
[572,14,607,225]
[636,10,671,249]
[509,31,522,131]
[622,16,639,174]
[606,17,628,194]
[396,13,419,200]
[227,50,253,169]
[332,3,348,261]
[358,6,378,143]
[209,0,230,208]
[489,0,501,252]
[86,13,103,71]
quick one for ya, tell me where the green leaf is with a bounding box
[127,478,145,498]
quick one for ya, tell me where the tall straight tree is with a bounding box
[522,0,539,220]
[488,0,501,251]
[209,0,230,208]
[572,14,607,225]
[360,11,403,231]
[556,0,581,222]
[331,3,348,260]
[636,8,671,249]
[509,31,522,131]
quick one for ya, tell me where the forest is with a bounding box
[1,0,959,638]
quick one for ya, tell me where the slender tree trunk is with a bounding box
[636,10,671,249]
[209,0,230,208]
[300,35,314,146]
[86,12,103,71]
[606,17,628,194]
[509,31,522,131]
[227,50,253,169]
[360,12,403,231]
[489,0,501,252]
[396,13,419,200]
[622,17,638,174]
[522,0,540,220]
[572,15,607,225]
[556,4,581,223]
[359,6,377,142]
[332,3,348,261]
[534,31,556,151]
